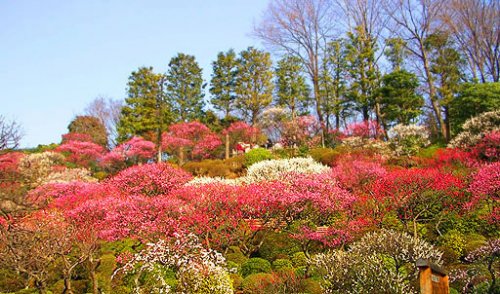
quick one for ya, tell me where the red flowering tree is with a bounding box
[100,136,155,172]
[471,130,500,162]
[344,120,383,139]
[469,162,500,224]
[107,162,192,197]
[0,152,25,215]
[56,139,105,168]
[162,121,222,164]
[368,168,466,237]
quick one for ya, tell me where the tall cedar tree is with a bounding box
[118,67,170,146]
[275,55,310,119]
[235,47,274,125]
[210,49,238,119]
[345,26,380,124]
[67,115,108,148]
[425,32,464,139]
[378,37,423,126]
[320,39,348,131]
[165,53,205,122]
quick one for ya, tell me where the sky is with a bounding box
[0,0,270,148]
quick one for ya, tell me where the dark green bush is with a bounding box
[291,252,307,268]
[241,258,272,277]
[258,232,301,261]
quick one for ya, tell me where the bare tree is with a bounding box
[383,0,449,140]
[84,97,122,147]
[254,0,339,138]
[0,115,23,150]
[442,0,499,82]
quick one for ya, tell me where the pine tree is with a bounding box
[275,55,310,119]
[166,53,205,122]
[117,67,170,144]
[210,49,238,119]
[235,47,274,125]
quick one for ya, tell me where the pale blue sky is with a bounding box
[0,0,270,147]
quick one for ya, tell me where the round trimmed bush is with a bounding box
[241,273,277,294]
[244,148,273,167]
[241,258,272,277]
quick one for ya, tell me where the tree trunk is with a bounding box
[178,147,185,166]
[225,133,230,160]
[422,49,447,140]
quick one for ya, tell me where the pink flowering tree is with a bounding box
[280,115,322,148]
[343,120,383,139]
[222,122,263,158]
[56,138,105,168]
[471,130,500,162]
[107,162,192,197]
[468,162,500,224]
[100,136,155,172]
[162,121,222,164]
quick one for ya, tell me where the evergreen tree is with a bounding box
[345,26,380,123]
[425,32,464,140]
[235,47,274,125]
[210,49,238,119]
[320,39,348,131]
[378,70,423,126]
[275,55,310,119]
[117,67,170,145]
[68,115,108,147]
[166,53,205,122]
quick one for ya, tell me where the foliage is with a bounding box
[241,258,272,277]
[162,121,222,162]
[449,82,500,135]
[311,229,442,294]
[244,157,330,183]
[56,138,106,168]
[117,66,170,143]
[100,136,155,171]
[166,53,205,122]
[67,115,108,147]
[448,110,500,149]
[107,162,192,196]
[244,148,273,167]
[470,130,500,162]
[388,124,430,156]
[280,115,322,148]
[275,55,310,117]
[235,47,274,125]
[210,49,238,118]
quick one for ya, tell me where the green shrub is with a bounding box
[182,156,245,178]
[0,268,25,293]
[230,273,243,291]
[241,273,277,294]
[300,278,323,294]
[241,258,272,277]
[226,251,248,266]
[258,232,301,261]
[97,254,117,293]
[291,252,307,268]
[244,148,274,167]
[438,230,466,260]
[308,148,339,166]
[272,259,293,271]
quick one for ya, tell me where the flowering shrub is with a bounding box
[40,168,96,185]
[388,124,430,156]
[18,152,66,188]
[100,136,155,171]
[280,115,322,148]
[344,120,383,139]
[468,162,499,223]
[331,155,387,191]
[107,162,192,196]
[311,229,442,294]
[61,132,94,143]
[470,130,500,162]
[162,121,222,161]
[463,239,500,293]
[56,140,105,167]
[340,137,392,159]
[185,176,241,186]
[115,233,233,294]
[244,157,330,183]
[222,121,262,147]
[367,168,466,233]
[449,110,500,149]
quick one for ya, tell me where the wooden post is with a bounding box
[416,259,449,294]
